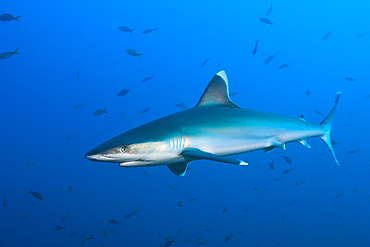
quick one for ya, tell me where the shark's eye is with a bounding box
[120,146,128,153]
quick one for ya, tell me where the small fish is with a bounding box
[331,140,340,146]
[195,235,204,242]
[98,240,106,247]
[62,212,70,222]
[24,162,35,167]
[0,48,20,60]
[282,154,292,164]
[102,229,108,238]
[182,239,191,242]
[287,200,296,206]
[266,1,272,15]
[322,31,331,40]
[118,26,134,34]
[139,107,151,114]
[177,200,184,207]
[27,189,43,200]
[338,216,346,221]
[175,103,187,109]
[282,168,294,174]
[223,205,228,213]
[273,178,282,181]
[357,31,370,37]
[335,193,344,199]
[295,178,305,185]
[2,196,6,207]
[108,219,119,225]
[21,214,30,222]
[188,198,196,203]
[347,149,359,154]
[76,66,82,80]
[345,77,356,82]
[306,90,311,96]
[0,14,22,22]
[197,242,208,245]
[110,229,117,233]
[279,64,290,69]
[131,209,140,215]
[164,239,175,247]
[225,233,234,242]
[125,49,142,57]
[122,113,127,119]
[124,213,132,219]
[201,57,211,68]
[252,186,258,191]
[177,226,184,235]
[264,53,277,65]
[142,75,154,82]
[251,40,259,55]
[314,110,325,116]
[74,102,87,109]
[117,89,131,96]
[268,160,275,170]
[81,234,94,245]
[259,17,274,25]
[93,107,108,116]
[66,135,78,140]
[142,171,150,176]
[142,27,158,34]
[54,226,66,231]
[69,231,78,237]
[81,230,87,238]
[167,185,178,191]
[67,186,73,192]
[164,236,172,241]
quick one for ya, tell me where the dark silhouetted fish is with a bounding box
[164,239,175,247]
[322,31,331,40]
[175,103,187,109]
[268,160,275,170]
[177,200,184,207]
[188,198,196,203]
[81,230,87,238]
[27,189,43,200]
[282,154,292,164]
[21,214,30,222]
[201,57,211,68]
[54,226,66,231]
[345,77,356,82]
[287,200,296,206]
[118,26,134,34]
[142,75,154,82]
[252,40,259,55]
[347,149,359,154]
[335,193,344,199]
[118,89,131,96]
[264,53,277,65]
[195,235,204,242]
[282,168,293,174]
[198,241,208,245]
[69,231,78,237]
[142,171,149,176]
[259,18,274,25]
[2,196,5,207]
[81,234,94,245]
[139,107,151,114]
[177,226,184,235]
[225,233,233,242]
[0,14,22,22]
[142,27,158,34]
[98,240,105,247]
[252,186,258,190]
[295,178,305,185]
[76,66,82,80]
[223,205,227,213]
[62,212,70,222]
[167,185,178,191]
[67,186,73,192]
[0,48,20,60]
[74,102,87,109]
[314,110,325,116]
[331,140,340,146]
[266,1,272,15]
[357,31,369,37]
[352,189,359,192]
[125,49,142,57]
[102,229,107,238]
[108,219,119,225]
[93,107,108,116]
[279,64,290,69]
[306,90,311,96]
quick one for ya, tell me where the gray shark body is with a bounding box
[85,71,341,176]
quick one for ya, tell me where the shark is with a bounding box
[85,71,341,176]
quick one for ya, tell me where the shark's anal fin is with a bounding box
[181,148,248,165]
[167,161,190,176]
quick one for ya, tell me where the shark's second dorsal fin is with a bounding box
[196,71,240,108]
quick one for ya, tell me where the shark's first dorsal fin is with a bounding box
[196,71,240,108]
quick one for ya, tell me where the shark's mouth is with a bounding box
[118,159,154,167]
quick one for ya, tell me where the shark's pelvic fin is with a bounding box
[167,161,191,176]
[196,71,240,108]
[320,91,342,165]
[181,148,248,165]
[262,143,286,152]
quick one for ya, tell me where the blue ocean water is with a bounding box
[1,0,369,246]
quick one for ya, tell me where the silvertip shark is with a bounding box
[85,71,341,176]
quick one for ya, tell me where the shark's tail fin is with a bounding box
[319,91,342,165]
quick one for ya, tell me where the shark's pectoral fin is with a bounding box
[181,148,248,165]
[167,161,191,177]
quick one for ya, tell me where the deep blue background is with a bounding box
[1,0,369,246]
